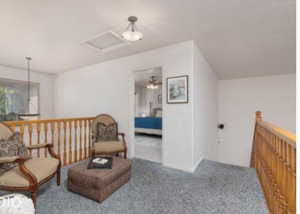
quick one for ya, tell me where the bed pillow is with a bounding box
[156,110,162,118]
[96,122,118,142]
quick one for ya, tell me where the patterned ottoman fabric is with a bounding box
[67,157,131,202]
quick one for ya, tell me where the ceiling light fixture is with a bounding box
[26,57,31,106]
[122,16,143,42]
[146,76,161,90]
[146,84,158,89]
[18,57,40,117]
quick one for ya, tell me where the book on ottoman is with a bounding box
[87,157,113,169]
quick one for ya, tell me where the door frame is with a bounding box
[129,66,165,163]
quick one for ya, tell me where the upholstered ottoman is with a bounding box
[67,157,131,202]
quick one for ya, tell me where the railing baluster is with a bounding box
[57,121,61,162]
[36,123,41,158]
[28,123,33,156]
[88,120,91,157]
[44,122,48,157]
[87,119,90,158]
[19,125,25,143]
[69,120,73,165]
[83,120,86,159]
[74,120,78,163]
[79,120,83,161]
[4,117,95,166]
[63,121,67,165]
[50,122,55,149]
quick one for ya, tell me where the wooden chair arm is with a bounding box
[27,143,52,150]
[27,144,60,160]
[118,132,125,137]
[47,146,60,160]
[17,158,38,189]
[118,133,127,149]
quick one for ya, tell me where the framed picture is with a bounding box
[167,75,188,104]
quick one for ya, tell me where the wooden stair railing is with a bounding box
[4,117,95,166]
[250,111,296,214]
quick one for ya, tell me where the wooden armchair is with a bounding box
[91,114,127,158]
[0,123,61,205]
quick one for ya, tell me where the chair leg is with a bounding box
[124,150,127,159]
[57,168,61,186]
[31,191,37,206]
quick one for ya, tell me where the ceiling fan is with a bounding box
[146,76,162,89]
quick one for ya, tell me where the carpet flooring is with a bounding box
[1,159,268,214]
[135,134,162,147]
[135,134,162,163]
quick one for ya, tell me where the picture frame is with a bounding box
[166,75,188,104]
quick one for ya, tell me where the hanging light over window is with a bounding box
[18,57,40,118]
[122,16,143,42]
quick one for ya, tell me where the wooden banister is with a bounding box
[250,111,296,214]
[4,117,95,166]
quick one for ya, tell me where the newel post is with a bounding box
[251,111,262,168]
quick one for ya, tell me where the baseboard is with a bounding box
[162,157,203,173]
[190,157,203,173]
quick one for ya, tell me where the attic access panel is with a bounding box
[83,31,129,53]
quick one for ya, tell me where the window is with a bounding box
[0,78,40,121]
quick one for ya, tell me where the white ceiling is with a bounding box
[0,0,295,79]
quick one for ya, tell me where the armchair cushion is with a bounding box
[96,122,118,142]
[94,141,125,153]
[0,157,59,187]
[0,133,28,175]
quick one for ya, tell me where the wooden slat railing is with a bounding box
[250,111,296,214]
[4,117,95,166]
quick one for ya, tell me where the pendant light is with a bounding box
[122,16,143,42]
[18,57,40,117]
[26,57,31,107]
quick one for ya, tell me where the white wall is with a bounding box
[54,41,196,171]
[192,44,218,169]
[0,65,55,118]
[217,74,296,167]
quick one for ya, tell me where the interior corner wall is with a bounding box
[54,41,195,172]
[217,74,296,167]
[0,65,55,118]
[192,43,218,169]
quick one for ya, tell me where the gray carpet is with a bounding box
[1,159,268,214]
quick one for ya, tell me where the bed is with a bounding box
[135,117,162,136]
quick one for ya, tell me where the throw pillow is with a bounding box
[96,122,118,142]
[0,132,28,175]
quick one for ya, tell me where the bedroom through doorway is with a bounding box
[134,67,162,163]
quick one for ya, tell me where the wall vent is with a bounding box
[82,31,129,53]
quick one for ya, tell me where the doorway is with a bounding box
[133,67,163,163]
